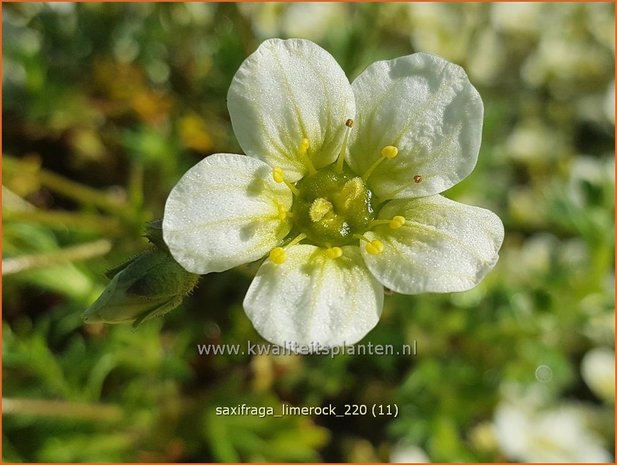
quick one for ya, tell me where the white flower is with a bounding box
[581,347,615,404]
[162,39,503,348]
[490,2,542,36]
[494,402,612,462]
[237,3,346,42]
[390,442,430,463]
[407,3,481,63]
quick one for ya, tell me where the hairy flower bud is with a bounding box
[82,248,199,327]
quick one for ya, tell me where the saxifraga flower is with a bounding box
[162,39,504,349]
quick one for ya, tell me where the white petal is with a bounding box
[581,348,615,403]
[349,52,483,199]
[243,245,383,349]
[361,195,503,294]
[228,38,355,181]
[163,153,292,274]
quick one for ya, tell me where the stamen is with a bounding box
[270,232,308,265]
[365,240,384,255]
[309,198,334,222]
[353,234,385,255]
[335,118,354,173]
[382,145,399,159]
[362,145,399,181]
[389,216,406,229]
[272,167,300,195]
[369,216,405,229]
[413,175,423,183]
[298,138,317,175]
[369,219,390,228]
[269,247,287,265]
[286,233,307,247]
[326,246,343,259]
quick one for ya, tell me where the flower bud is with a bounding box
[82,248,199,327]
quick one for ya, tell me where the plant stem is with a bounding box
[3,156,127,215]
[39,169,127,215]
[3,210,122,233]
[3,239,112,275]
[2,397,123,422]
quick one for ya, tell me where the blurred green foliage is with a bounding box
[3,2,614,462]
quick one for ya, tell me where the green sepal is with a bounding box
[83,247,199,326]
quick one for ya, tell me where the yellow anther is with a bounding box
[309,197,334,223]
[272,167,299,195]
[381,145,399,159]
[413,175,423,183]
[299,138,310,155]
[269,247,287,265]
[389,215,406,229]
[272,167,285,184]
[326,247,343,259]
[365,240,384,255]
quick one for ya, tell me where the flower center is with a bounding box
[291,167,375,247]
[269,119,408,263]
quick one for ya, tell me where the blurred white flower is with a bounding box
[281,3,346,41]
[238,3,346,41]
[237,3,282,38]
[490,2,541,36]
[466,29,503,85]
[500,233,563,292]
[505,121,565,164]
[576,93,614,126]
[567,155,615,209]
[45,2,75,14]
[390,442,430,463]
[407,3,481,63]
[581,347,615,403]
[169,3,214,26]
[520,4,613,93]
[163,39,503,349]
[522,37,609,90]
[580,286,615,348]
[494,402,612,462]
[587,2,615,52]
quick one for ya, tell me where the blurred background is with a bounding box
[2,2,615,462]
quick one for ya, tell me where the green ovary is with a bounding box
[292,167,375,247]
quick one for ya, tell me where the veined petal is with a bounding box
[349,52,483,199]
[243,245,383,349]
[228,38,355,181]
[361,195,503,294]
[163,153,292,274]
